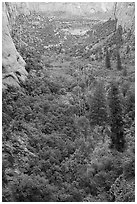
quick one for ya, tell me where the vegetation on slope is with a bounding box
[3,12,135,202]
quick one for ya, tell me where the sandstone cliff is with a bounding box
[112,2,135,31]
[2,3,28,89]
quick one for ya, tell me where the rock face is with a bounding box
[2,3,28,89]
[113,2,135,31]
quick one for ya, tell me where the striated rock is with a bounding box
[2,3,28,89]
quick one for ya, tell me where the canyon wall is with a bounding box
[2,2,135,89]
[115,2,135,31]
[2,2,28,89]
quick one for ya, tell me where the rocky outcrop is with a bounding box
[113,2,135,31]
[2,3,28,89]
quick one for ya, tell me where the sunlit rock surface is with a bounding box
[2,3,28,89]
[115,2,135,31]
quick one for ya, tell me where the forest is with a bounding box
[2,11,135,202]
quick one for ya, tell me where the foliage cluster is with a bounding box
[2,69,135,201]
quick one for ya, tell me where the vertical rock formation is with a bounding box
[2,2,28,89]
[114,2,135,31]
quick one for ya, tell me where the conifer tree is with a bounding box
[105,49,111,69]
[116,49,122,70]
[108,82,125,152]
[88,81,108,127]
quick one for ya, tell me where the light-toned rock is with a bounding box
[2,3,28,89]
[112,2,135,31]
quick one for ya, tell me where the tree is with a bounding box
[116,49,122,70]
[105,49,111,69]
[74,116,90,140]
[113,2,118,31]
[108,82,125,152]
[124,88,135,121]
[10,174,58,202]
[116,25,123,46]
[88,81,108,128]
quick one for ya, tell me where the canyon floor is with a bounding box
[2,11,135,202]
